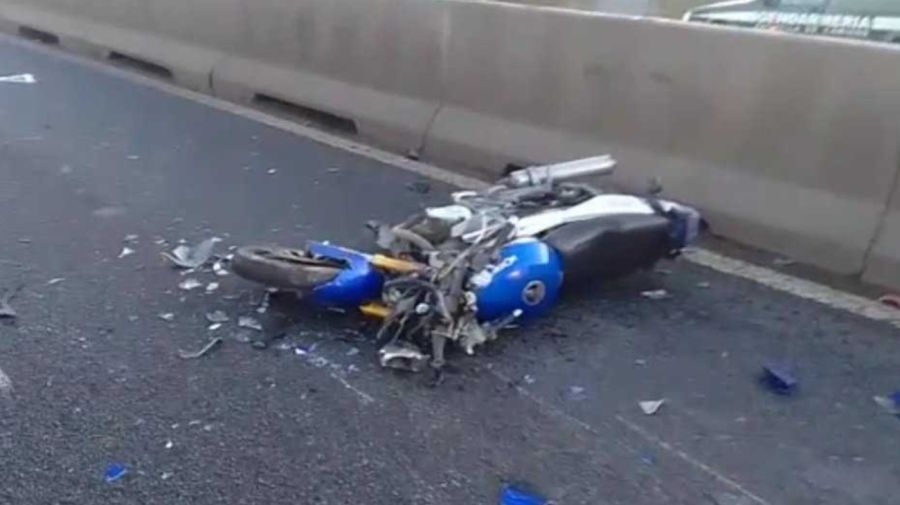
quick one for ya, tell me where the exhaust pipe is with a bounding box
[504,155,616,188]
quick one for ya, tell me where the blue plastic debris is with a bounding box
[500,484,547,505]
[104,463,128,483]
[761,363,797,395]
[874,391,900,416]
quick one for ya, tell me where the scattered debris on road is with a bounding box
[178,278,203,291]
[878,294,900,310]
[205,311,229,324]
[158,312,175,322]
[256,291,271,314]
[640,289,670,300]
[772,257,796,267]
[873,392,900,416]
[499,483,548,505]
[0,73,36,84]
[47,277,65,286]
[118,247,135,259]
[124,234,139,243]
[104,463,128,483]
[205,282,220,293]
[406,180,431,194]
[378,342,428,372]
[207,323,222,331]
[178,337,223,359]
[761,363,798,395]
[639,399,666,415]
[162,238,219,269]
[238,316,263,331]
[212,261,229,276]
[567,385,587,401]
[522,374,536,385]
[0,285,23,319]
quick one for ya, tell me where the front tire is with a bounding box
[232,245,343,290]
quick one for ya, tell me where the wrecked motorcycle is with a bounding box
[232,156,702,371]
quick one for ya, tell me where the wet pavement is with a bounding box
[0,37,898,504]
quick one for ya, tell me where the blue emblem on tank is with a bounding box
[474,239,564,322]
[308,242,384,307]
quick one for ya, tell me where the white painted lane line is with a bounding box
[0,366,13,400]
[685,248,900,329]
[9,34,895,329]
[487,367,772,505]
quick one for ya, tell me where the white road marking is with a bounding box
[296,346,376,405]
[487,367,771,505]
[6,33,896,329]
[0,366,13,399]
[329,372,376,405]
[684,249,900,329]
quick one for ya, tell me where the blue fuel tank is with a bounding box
[475,239,564,322]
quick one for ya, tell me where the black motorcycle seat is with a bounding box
[542,213,671,283]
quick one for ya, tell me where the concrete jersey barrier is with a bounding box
[0,0,898,289]
[424,1,900,280]
[210,0,445,152]
[0,0,244,91]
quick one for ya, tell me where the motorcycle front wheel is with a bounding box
[231,245,344,290]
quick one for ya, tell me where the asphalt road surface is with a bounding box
[1,37,898,505]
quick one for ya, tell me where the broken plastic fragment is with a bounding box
[178,278,202,291]
[640,289,670,300]
[212,261,229,277]
[238,316,263,332]
[157,312,175,322]
[118,247,135,259]
[406,180,432,194]
[207,323,222,331]
[205,311,228,323]
[378,342,428,372]
[104,463,128,483]
[0,285,23,319]
[772,257,796,267]
[639,399,665,415]
[499,484,547,505]
[761,363,798,395]
[177,337,223,359]
[47,278,65,286]
[255,291,271,314]
[205,282,219,294]
[124,234,139,242]
[567,386,586,401]
[873,393,900,416]
[0,73,36,84]
[162,238,219,269]
[878,294,900,310]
